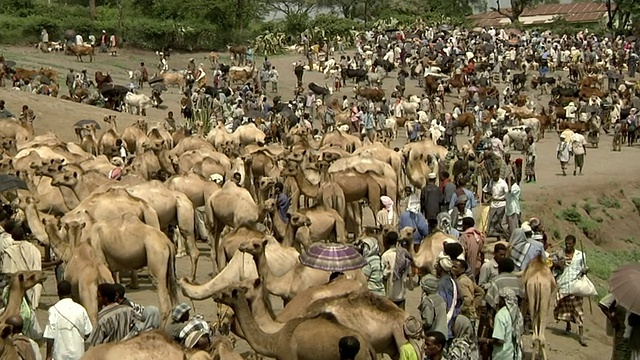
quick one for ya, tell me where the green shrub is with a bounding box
[598,196,621,209]
[555,207,600,241]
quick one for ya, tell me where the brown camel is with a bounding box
[315,160,346,220]
[0,271,47,323]
[401,139,448,189]
[239,239,365,302]
[212,281,376,360]
[406,228,455,274]
[523,255,556,360]
[97,115,120,156]
[121,119,150,155]
[80,331,213,360]
[297,205,347,243]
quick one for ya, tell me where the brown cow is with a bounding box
[535,110,553,138]
[578,86,604,100]
[14,68,37,82]
[558,121,588,132]
[456,112,475,135]
[448,74,465,93]
[227,45,247,65]
[95,71,113,89]
[68,44,94,62]
[39,68,59,84]
[354,86,385,102]
[424,75,439,96]
[228,68,254,84]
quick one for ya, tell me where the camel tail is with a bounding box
[167,240,179,306]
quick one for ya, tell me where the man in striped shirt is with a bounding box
[86,283,136,347]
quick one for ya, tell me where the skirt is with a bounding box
[525,158,536,176]
[554,295,584,326]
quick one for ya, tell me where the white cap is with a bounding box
[209,173,223,184]
[560,133,566,138]
[428,173,437,180]
[521,222,532,233]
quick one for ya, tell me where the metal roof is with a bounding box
[468,2,608,27]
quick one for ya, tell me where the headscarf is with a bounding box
[360,237,380,259]
[509,228,531,269]
[135,306,161,332]
[437,252,453,273]
[403,316,426,360]
[380,196,395,223]
[420,274,438,294]
[437,212,452,234]
[407,194,421,214]
[452,315,480,360]
[499,287,524,352]
[393,244,413,281]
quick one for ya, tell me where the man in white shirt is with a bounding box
[44,281,93,360]
[505,177,521,237]
[571,128,586,176]
[381,232,410,310]
[482,168,509,240]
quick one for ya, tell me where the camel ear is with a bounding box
[253,278,261,287]
[73,171,78,178]
[0,325,12,339]
[231,288,239,297]
[261,239,268,248]
[18,273,24,282]
[81,223,86,229]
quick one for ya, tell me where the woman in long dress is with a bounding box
[551,234,588,346]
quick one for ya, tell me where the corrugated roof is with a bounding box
[469,2,608,27]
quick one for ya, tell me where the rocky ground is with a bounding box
[2,44,639,359]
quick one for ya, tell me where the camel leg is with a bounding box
[145,245,174,325]
[129,270,140,289]
[334,215,347,243]
[175,195,200,280]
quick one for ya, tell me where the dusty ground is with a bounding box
[2,44,640,359]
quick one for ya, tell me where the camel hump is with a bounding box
[329,155,386,177]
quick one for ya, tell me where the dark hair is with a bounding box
[425,330,447,346]
[98,283,117,303]
[10,224,25,241]
[440,171,450,179]
[498,257,515,273]
[112,283,126,299]
[565,235,577,244]
[462,217,475,229]
[274,182,284,191]
[384,231,398,247]
[453,258,469,271]
[57,280,73,297]
[494,243,508,253]
[444,242,463,260]
[338,336,360,360]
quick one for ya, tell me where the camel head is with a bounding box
[262,199,277,213]
[0,138,16,154]
[5,270,47,293]
[290,213,311,228]
[0,157,13,172]
[64,220,86,247]
[51,170,79,188]
[211,280,254,307]
[280,160,299,177]
[398,226,415,243]
[238,238,268,257]
[258,176,276,191]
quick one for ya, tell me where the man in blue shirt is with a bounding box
[274,182,290,223]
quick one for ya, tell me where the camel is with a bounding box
[231,123,266,147]
[97,115,120,156]
[523,255,556,360]
[315,161,346,220]
[320,129,361,153]
[204,181,269,274]
[402,139,448,188]
[0,118,32,144]
[212,281,376,360]
[121,119,150,155]
[353,143,405,198]
[261,199,310,248]
[166,172,221,207]
[406,228,456,274]
[297,205,347,243]
[0,271,47,323]
[148,126,174,150]
[206,122,235,149]
[43,217,114,324]
[80,331,214,360]
[86,214,178,324]
[173,149,232,177]
[239,239,365,302]
[0,324,18,360]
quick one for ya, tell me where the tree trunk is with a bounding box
[89,0,96,20]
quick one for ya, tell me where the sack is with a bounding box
[571,275,598,297]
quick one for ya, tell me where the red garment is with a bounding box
[440,177,450,192]
[460,227,485,277]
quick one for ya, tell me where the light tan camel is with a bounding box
[315,160,346,220]
[353,143,405,198]
[239,239,365,302]
[165,172,221,208]
[212,282,376,360]
[320,129,362,153]
[406,228,455,273]
[401,139,448,188]
[86,214,178,324]
[43,217,114,324]
[523,255,556,360]
[121,119,151,155]
[80,331,213,360]
[0,117,33,144]
[97,115,120,156]
[297,205,347,243]
[0,271,47,323]
[148,126,174,149]
[204,181,268,274]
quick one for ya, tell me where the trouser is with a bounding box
[487,206,508,240]
[506,213,521,238]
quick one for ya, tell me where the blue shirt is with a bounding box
[276,193,290,222]
[520,240,546,271]
[449,189,478,211]
[398,211,429,244]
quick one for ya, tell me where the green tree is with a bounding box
[491,0,558,24]
[264,0,315,16]
[605,0,640,33]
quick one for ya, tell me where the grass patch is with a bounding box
[598,196,621,209]
[555,207,601,242]
[588,248,640,282]
[632,197,640,214]
[581,202,597,215]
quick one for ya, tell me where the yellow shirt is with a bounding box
[399,343,419,360]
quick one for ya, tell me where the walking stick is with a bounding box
[579,238,593,315]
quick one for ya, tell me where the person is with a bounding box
[484,258,523,311]
[376,196,398,227]
[165,303,210,345]
[162,111,176,132]
[109,33,118,56]
[139,62,149,89]
[40,29,49,51]
[483,168,509,240]
[572,128,587,176]
[421,173,443,233]
[87,283,136,346]
[525,136,537,183]
[505,176,521,236]
[399,316,425,360]
[451,259,484,326]
[458,217,484,280]
[381,231,411,309]
[449,177,477,211]
[552,235,588,346]
[449,195,473,234]
[75,33,83,45]
[599,293,632,360]
[269,66,279,93]
[480,288,524,360]
[520,223,546,268]
[339,336,360,360]
[259,67,269,92]
[7,315,40,360]
[184,330,211,351]
[556,133,571,176]
[65,69,75,97]
[114,138,128,163]
[449,315,480,360]
[528,217,547,250]
[0,100,14,119]
[424,331,447,360]
[418,274,448,337]
[398,190,429,252]
[435,256,462,339]
[440,172,456,212]
[355,229,385,296]
[437,212,459,239]
[273,182,290,223]
[100,30,108,53]
[43,280,93,360]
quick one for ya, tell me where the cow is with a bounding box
[520,118,541,140]
[228,66,254,84]
[67,44,94,62]
[124,92,152,116]
[227,45,247,65]
[39,68,59,84]
[502,126,529,151]
[530,76,556,90]
[309,82,331,98]
[95,71,113,89]
[456,112,475,135]
[208,52,219,69]
[578,86,605,101]
[342,68,367,84]
[354,86,385,102]
[157,72,185,90]
[512,72,526,90]
[13,68,37,83]
[558,121,588,132]
[373,59,394,73]
[551,85,579,98]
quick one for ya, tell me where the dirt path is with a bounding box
[2,45,635,358]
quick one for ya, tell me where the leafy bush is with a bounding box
[555,207,601,241]
[598,196,621,209]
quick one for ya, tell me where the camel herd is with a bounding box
[0,108,557,359]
